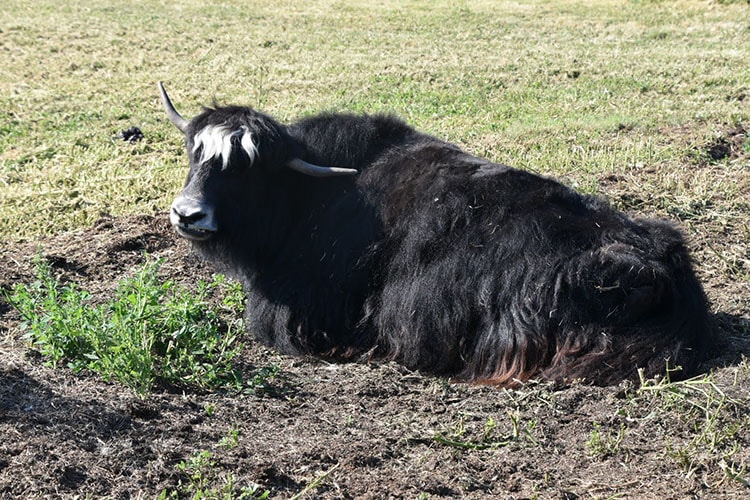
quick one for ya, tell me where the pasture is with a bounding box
[1,0,749,497]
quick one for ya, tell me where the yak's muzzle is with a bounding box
[170,196,217,241]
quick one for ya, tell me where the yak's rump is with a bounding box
[175,108,712,386]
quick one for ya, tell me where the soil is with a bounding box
[1,211,749,499]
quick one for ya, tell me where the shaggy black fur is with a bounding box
[170,106,713,386]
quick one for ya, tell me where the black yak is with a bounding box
[159,82,712,386]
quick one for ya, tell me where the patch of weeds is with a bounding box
[162,450,270,500]
[204,402,217,417]
[212,273,245,316]
[624,368,750,483]
[176,451,215,494]
[246,364,280,394]
[586,422,626,459]
[719,459,750,488]
[218,428,241,450]
[433,411,539,450]
[5,256,252,395]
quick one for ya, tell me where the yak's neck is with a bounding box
[200,173,379,298]
[237,192,380,348]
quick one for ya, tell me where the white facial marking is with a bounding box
[192,124,258,168]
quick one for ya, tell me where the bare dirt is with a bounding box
[1,202,749,499]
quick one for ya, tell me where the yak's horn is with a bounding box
[158,81,189,133]
[286,158,358,177]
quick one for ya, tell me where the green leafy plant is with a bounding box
[218,428,241,450]
[169,450,270,500]
[6,256,250,395]
[204,402,217,417]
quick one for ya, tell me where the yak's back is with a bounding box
[364,146,711,384]
[289,113,421,170]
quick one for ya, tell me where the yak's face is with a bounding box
[170,122,260,242]
[158,82,357,243]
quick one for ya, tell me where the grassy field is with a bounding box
[0,0,748,239]
[1,0,749,498]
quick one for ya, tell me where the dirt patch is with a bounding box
[1,213,749,498]
[703,124,748,163]
[656,122,749,165]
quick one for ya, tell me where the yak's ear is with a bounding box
[158,81,189,133]
[285,158,359,177]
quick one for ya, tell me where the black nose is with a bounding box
[172,204,206,224]
[171,197,208,224]
[169,196,217,240]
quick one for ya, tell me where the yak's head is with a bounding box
[158,82,357,242]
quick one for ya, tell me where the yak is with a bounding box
[158,82,712,386]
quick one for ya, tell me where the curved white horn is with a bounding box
[158,81,189,133]
[286,158,358,177]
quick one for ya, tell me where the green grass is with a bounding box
[1,0,748,240]
[631,369,750,482]
[5,256,265,395]
[432,411,539,450]
[586,422,627,459]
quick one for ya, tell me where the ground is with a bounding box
[1,211,749,499]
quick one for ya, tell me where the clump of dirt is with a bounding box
[1,213,749,498]
[704,124,748,162]
[119,126,144,143]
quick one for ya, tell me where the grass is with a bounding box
[289,463,341,500]
[629,369,750,483]
[5,256,268,395]
[432,411,539,450]
[1,0,748,240]
[586,423,627,459]
[560,366,750,488]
